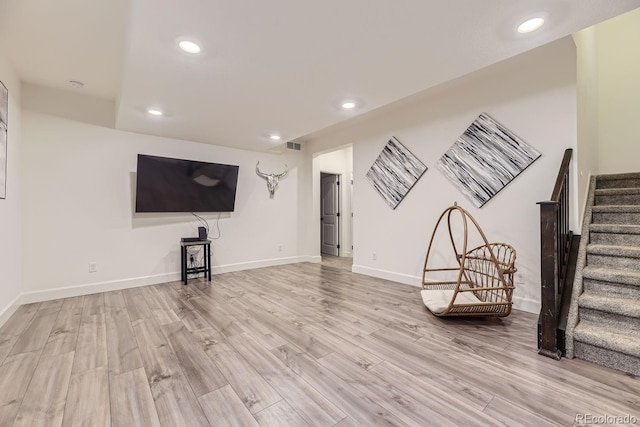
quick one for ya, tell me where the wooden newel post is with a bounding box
[538,200,562,359]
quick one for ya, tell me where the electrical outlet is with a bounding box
[278,244,283,252]
[89,262,97,273]
[372,253,377,261]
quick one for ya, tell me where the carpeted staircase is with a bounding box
[566,172,640,376]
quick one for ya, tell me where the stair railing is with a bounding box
[537,148,573,359]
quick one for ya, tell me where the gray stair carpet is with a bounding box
[566,173,640,376]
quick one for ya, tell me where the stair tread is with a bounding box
[574,321,640,358]
[590,224,640,234]
[583,266,640,287]
[592,205,640,212]
[572,172,640,371]
[586,244,640,257]
[595,188,640,195]
[578,293,640,317]
[597,172,640,181]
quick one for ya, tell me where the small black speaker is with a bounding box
[198,226,207,240]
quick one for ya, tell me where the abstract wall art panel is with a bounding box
[436,113,541,208]
[366,136,427,209]
[0,80,7,199]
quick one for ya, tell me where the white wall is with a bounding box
[593,8,640,174]
[314,146,353,257]
[20,108,306,301]
[0,53,22,324]
[305,37,578,313]
[574,27,599,217]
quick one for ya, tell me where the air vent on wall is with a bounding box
[287,141,301,151]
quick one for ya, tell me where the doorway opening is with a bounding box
[313,145,353,263]
[321,172,341,256]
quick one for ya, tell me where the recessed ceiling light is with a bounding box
[147,108,163,116]
[341,101,356,109]
[270,134,282,141]
[517,17,545,34]
[179,40,201,54]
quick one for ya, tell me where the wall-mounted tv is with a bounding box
[135,154,239,213]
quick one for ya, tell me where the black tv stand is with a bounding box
[180,239,211,285]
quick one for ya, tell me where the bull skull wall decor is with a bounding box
[256,162,288,198]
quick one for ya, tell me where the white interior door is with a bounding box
[321,173,340,256]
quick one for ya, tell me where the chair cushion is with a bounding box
[420,289,480,314]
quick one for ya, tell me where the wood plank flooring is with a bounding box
[0,260,639,426]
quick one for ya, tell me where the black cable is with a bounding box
[190,212,221,240]
[187,245,204,278]
[211,212,222,240]
[191,212,209,236]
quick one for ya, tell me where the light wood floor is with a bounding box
[320,255,353,271]
[0,262,638,426]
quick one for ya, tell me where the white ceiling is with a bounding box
[1,0,639,151]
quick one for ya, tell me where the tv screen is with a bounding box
[135,154,239,213]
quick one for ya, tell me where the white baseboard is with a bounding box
[352,264,422,287]
[211,256,314,274]
[18,256,313,305]
[20,272,182,304]
[0,294,22,327]
[512,296,540,314]
[7,257,540,327]
[353,264,540,314]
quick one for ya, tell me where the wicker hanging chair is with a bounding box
[421,204,517,317]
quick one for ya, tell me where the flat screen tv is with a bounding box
[135,154,239,213]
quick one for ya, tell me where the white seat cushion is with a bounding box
[420,289,480,314]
